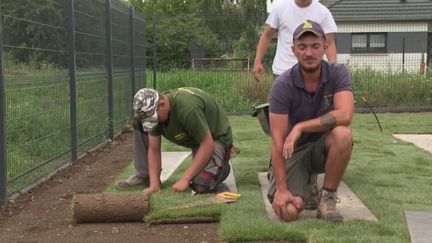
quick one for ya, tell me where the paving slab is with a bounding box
[258,172,378,222]
[393,134,432,154]
[405,211,432,243]
[160,151,191,182]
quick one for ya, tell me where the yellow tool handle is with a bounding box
[216,192,241,200]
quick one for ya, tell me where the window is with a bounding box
[351,33,386,53]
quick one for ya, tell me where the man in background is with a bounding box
[253,0,337,81]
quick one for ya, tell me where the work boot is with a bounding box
[115,175,148,190]
[317,188,343,223]
[304,173,319,210]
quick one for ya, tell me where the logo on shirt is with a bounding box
[174,132,187,141]
[320,95,334,114]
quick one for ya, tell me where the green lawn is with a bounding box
[110,113,432,242]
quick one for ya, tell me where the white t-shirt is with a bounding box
[266,0,337,75]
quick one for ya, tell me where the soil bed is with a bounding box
[0,133,219,243]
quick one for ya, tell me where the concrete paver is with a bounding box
[160,152,191,182]
[393,134,432,154]
[405,211,432,243]
[258,172,378,222]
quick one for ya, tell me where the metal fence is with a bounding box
[149,13,432,114]
[0,0,147,205]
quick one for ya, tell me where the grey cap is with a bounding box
[133,88,159,132]
[293,20,326,40]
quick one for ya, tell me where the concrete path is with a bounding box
[258,172,378,222]
[405,211,432,243]
[160,152,191,182]
[393,134,432,154]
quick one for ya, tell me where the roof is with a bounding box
[328,0,432,22]
[319,0,338,7]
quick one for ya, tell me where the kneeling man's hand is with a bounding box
[171,178,190,192]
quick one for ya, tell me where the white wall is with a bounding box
[337,22,428,33]
[337,21,428,72]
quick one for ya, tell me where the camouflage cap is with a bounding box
[133,88,159,132]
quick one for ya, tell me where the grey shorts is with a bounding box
[267,134,327,202]
[190,142,231,193]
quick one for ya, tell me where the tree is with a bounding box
[197,0,268,58]
[129,0,269,69]
[2,0,67,68]
[130,0,222,69]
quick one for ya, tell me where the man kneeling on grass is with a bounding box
[267,20,354,223]
[116,87,233,194]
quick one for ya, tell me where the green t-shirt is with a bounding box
[150,87,233,148]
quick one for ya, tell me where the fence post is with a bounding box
[143,15,147,88]
[129,6,136,112]
[106,0,114,140]
[67,0,78,162]
[152,14,157,89]
[402,37,405,74]
[0,0,7,206]
[428,33,432,78]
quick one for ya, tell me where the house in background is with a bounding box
[328,0,432,72]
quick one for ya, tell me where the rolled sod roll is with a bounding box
[72,192,149,223]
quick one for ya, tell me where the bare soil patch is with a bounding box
[0,132,219,243]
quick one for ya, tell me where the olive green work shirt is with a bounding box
[150,87,233,148]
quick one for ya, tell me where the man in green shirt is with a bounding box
[116,87,233,193]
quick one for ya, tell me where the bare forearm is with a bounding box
[254,27,274,65]
[296,110,352,133]
[271,151,288,191]
[271,134,289,191]
[325,34,337,63]
[326,43,337,63]
[269,112,290,191]
[255,37,271,64]
[148,149,162,187]
[295,90,354,133]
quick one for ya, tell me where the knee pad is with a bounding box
[190,171,214,193]
[215,163,230,184]
[189,182,211,194]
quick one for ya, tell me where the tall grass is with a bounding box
[351,67,432,108]
[5,70,130,194]
[154,70,255,113]
[149,68,432,112]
